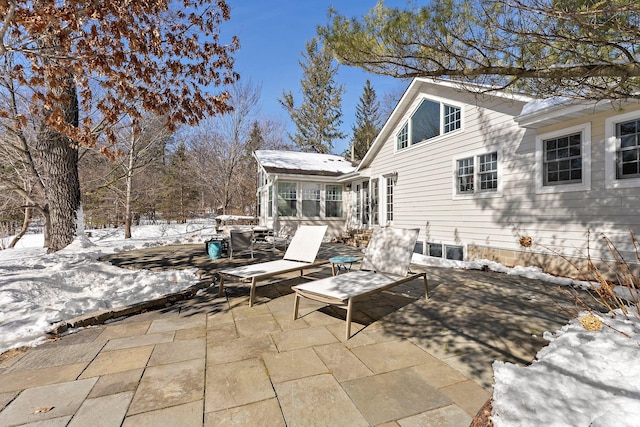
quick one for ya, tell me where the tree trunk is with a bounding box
[36,76,81,253]
[8,206,32,248]
[124,137,135,239]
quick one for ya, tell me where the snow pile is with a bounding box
[0,221,220,353]
[492,310,640,427]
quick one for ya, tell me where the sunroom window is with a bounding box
[301,183,321,217]
[277,182,297,217]
[396,99,461,150]
[325,185,343,217]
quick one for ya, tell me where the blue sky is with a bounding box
[222,0,411,155]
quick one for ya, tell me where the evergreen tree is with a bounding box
[246,120,264,157]
[279,38,345,153]
[349,80,382,160]
[321,0,640,101]
[160,142,198,223]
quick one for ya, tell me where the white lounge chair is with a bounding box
[218,225,329,306]
[292,227,428,339]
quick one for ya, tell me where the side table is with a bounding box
[329,256,358,275]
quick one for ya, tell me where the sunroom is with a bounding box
[254,150,357,238]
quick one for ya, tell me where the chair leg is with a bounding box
[292,293,300,320]
[218,276,225,298]
[423,273,429,300]
[345,298,353,340]
[249,277,257,307]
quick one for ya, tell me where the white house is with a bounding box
[256,78,640,277]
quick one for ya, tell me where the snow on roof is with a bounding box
[255,150,356,176]
[519,96,574,116]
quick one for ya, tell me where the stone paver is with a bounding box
[128,358,205,415]
[67,391,134,427]
[5,341,104,372]
[205,358,274,413]
[398,405,473,427]
[342,366,453,425]
[0,363,88,393]
[80,345,154,378]
[148,337,206,366]
[207,335,276,364]
[204,398,285,427]
[122,400,203,427]
[350,339,435,374]
[0,242,589,427]
[262,347,328,383]
[271,325,338,351]
[275,374,370,427]
[313,342,373,382]
[88,368,144,399]
[0,378,97,425]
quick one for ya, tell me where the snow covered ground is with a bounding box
[1,221,639,425]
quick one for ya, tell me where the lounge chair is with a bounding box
[218,225,329,306]
[292,227,428,339]
[229,229,254,259]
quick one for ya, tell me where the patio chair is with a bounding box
[229,229,254,260]
[292,227,428,340]
[217,225,329,306]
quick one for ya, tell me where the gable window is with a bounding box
[397,123,408,150]
[536,123,591,193]
[412,99,441,142]
[444,104,462,133]
[277,182,297,217]
[325,185,343,217]
[454,150,501,197]
[396,98,462,150]
[301,183,321,217]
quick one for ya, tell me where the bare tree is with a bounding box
[0,0,238,251]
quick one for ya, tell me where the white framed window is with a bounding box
[397,123,408,150]
[385,176,394,224]
[301,183,321,217]
[396,97,463,151]
[606,111,640,189]
[267,186,273,218]
[371,178,379,226]
[535,123,591,194]
[325,185,343,218]
[453,148,502,198]
[277,182,297,217]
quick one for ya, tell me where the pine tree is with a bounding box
[350,80,382,160]
[279,38,345,153]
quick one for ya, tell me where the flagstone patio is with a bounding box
[0,242,587,426]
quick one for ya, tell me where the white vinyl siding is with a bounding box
[360,79,640,264]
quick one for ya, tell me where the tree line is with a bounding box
[3,0,632,251]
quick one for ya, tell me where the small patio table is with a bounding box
[329,255,358,276]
